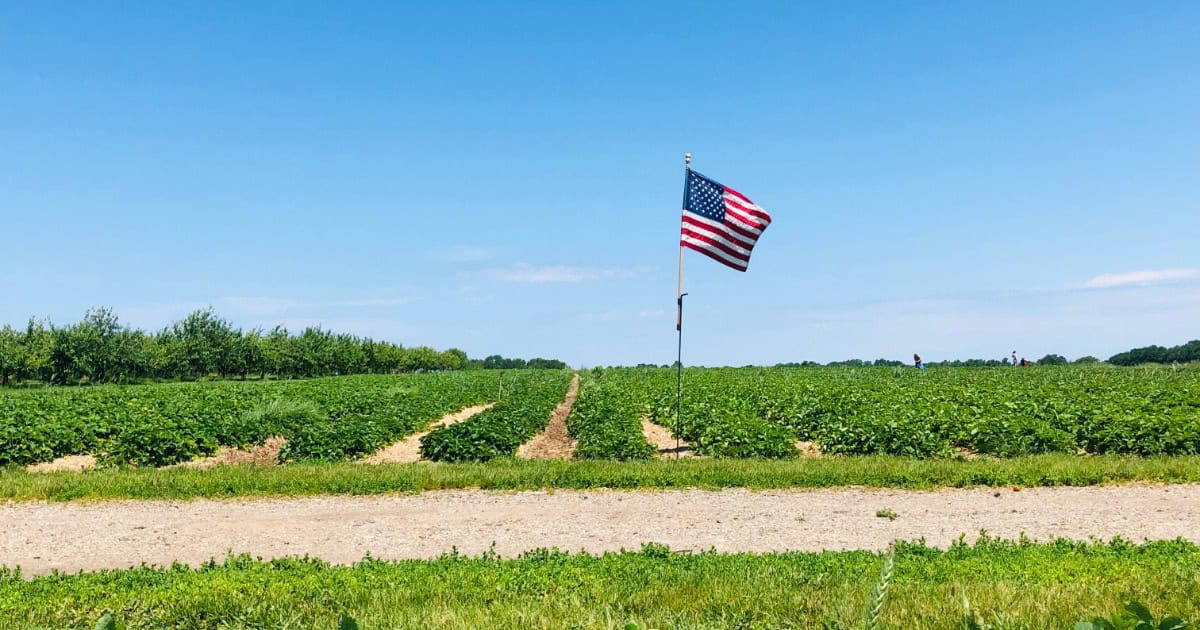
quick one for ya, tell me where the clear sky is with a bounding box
[3,2,1198,366]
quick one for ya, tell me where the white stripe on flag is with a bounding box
[682,223,754,258]
[683,212,756,248]
[681,236,749,270]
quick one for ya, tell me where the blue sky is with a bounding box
[2,1,1198,366]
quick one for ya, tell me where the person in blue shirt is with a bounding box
[913,353,925,369]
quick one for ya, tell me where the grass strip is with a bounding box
[3,537,1198,628]
[3,454,1200,501]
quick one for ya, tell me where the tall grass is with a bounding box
[2,537,1197,628]
[2,454,1200,501]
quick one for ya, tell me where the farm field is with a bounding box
[0,370,571,468]
[2,365,1200,498]
[3,537,1198,628]
[607,365,1200,458]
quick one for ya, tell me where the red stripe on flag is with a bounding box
[681,215,755,249]
[681,220,755,256]
[681,227,751,262]
[724,205,767,231]
[724,194,772,223]
[681,240,748,271]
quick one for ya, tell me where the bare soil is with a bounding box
[24,455,96,474]
[360,403,495,464]
[641,417,695,457]
[4,485,1199,576]
[796,441,822,458]
[517,374,580,460]
[169,437,288,470]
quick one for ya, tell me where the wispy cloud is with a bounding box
[430,245,499,264]
[473,263,646,284]
[223,295,417,315]
[580,308,666,322]
[338,297,418,307]
[1084,268,1200,289]
[222,296,301,316]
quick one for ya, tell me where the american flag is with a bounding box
[680,169,772,271]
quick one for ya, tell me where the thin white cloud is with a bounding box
[1084,268,1200,289]
[473,263,642,284]
[338,297,418,307]
[580,308,666,322]
[115,302,208,330]
[222,296,301,316]
[430,245,499,263]
[223,295,418,314]
[269,317,418,340]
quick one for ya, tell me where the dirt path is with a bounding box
[517,374,580,460]
[5,485,1199,576]
[641,417,695,457]
[360,404,495,464]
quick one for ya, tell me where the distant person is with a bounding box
[1020,357,1029,367]
[1012,351,1018,366]
[913,353,924,370]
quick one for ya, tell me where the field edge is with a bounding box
[4,454,1200,501]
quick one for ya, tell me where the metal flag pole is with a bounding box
[675,153,691,458]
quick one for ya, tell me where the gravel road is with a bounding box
[3,485,1198,576]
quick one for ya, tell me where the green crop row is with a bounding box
[565,372,656,460]
[593,365,1200,459]
[419,372,572,462]
[0,372,510,466]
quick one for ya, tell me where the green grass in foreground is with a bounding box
[3,455,1200,501]
[4,537,1198,629]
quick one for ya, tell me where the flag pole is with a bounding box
[675,153,691,458]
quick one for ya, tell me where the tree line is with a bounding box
[1108,340,1200,366]
[0,307,564,387]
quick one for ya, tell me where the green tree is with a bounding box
[0,325,21,386]
[1037,353,1068,366]
[172,308,236,378]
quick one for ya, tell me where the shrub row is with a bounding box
[420,372,573,462]
[603,365,1200,459]
[0,373,502,466]
[565,374,656,460]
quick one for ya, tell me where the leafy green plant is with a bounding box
[1076,601,1189,630]
[566,374,656,460]
[1,372,502,466]
[421,372,572,462]
[7,537,1195,629]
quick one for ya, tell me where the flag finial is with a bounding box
[685,153,691,167]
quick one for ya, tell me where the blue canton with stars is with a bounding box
[685,170,726,222]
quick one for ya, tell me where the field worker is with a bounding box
[1012,350,1018,366]
[913,353,924,369]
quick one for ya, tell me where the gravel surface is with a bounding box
[3,485,1198,576]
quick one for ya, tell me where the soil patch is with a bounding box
[518,374,580,460]
[360,403,495,464]
[641,417,695,458]
[168,437,288,470]
[25,455,96,474]
[796,441,822,459]
[4,485,1199,576]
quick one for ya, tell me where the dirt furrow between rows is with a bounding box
[641,417,695,457]
[4,485,1198,577]
[360,403,496,464]
[517,374,580,460]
